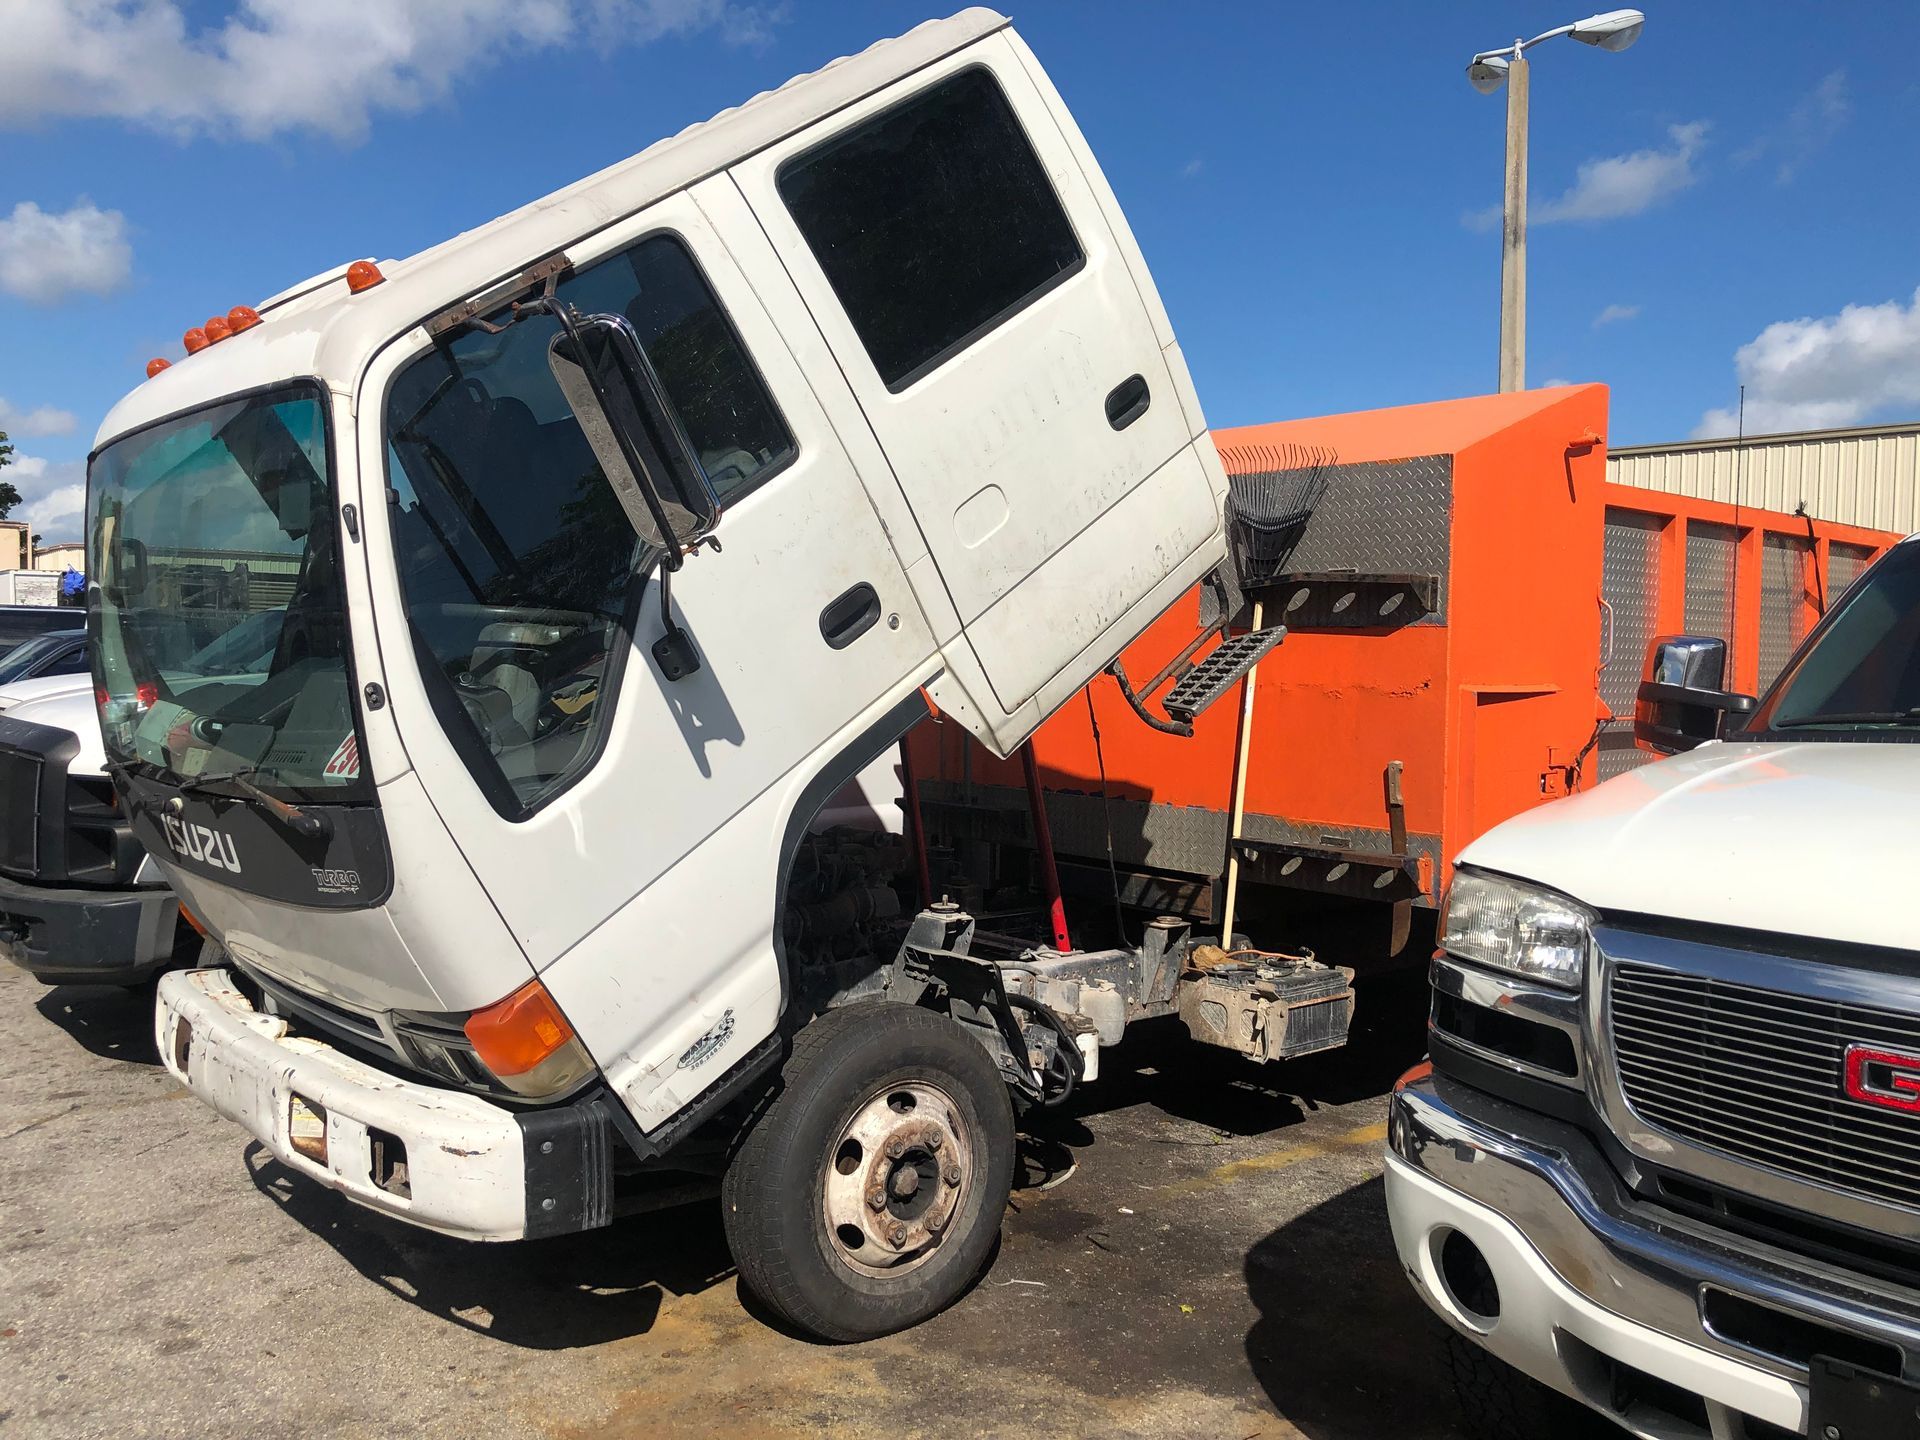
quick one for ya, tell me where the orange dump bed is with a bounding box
[907,385,1901,962]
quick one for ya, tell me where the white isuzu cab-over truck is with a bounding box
[1389,533,1920,1438]
[89,11,1262,1340]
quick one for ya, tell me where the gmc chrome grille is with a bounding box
[1611,962,1920,1213]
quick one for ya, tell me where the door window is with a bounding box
[778,67,1084,391]
[383,234,795,816]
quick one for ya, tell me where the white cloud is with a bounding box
[0,201,133,304]
[5,455,88,542]
[1738,70,1849,185]
[0,0,785,143]
[1694,286,1920,438]
[0,398,79,438]
[1180,156,1204,180]
[1534,121,1708,224]
[1593,303,1641,328]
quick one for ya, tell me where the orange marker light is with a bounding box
[227,304,261,333]
[465,978,575,1077]
[183,327,210,354]
[146,358,171,378]
[204,316,232,344]
[463,977,592,1097]
[346,260,384,293]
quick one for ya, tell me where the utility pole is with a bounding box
[1499,55,1529,394]
[1467,10,1645,394]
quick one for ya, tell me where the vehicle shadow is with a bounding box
[34,981,162,1066]
[1242,1175,1468,1440]
[244,1144,737,1350]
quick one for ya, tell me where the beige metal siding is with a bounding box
[1607,422,1920,536]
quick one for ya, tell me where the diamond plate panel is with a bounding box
[1207,454,1452,628]
[1759,533,1812,692]
[1829,541,1875,599]
[1598,509,1664,779]
[1684,522,1737,640]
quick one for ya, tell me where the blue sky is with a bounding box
[5,1,1919,543]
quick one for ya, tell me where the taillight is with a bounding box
[463,978,594,1098]
[136,681,159,707]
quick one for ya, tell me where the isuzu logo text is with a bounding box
[162,814,243,874]
[1842,1044,1920,1114]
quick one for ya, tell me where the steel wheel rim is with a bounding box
[820,1079,971,1279]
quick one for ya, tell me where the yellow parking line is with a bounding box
[1166,1120,1388,1194]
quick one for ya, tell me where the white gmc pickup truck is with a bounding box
[1389,532,1920,1440]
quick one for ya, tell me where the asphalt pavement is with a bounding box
[1,963,1473,1440]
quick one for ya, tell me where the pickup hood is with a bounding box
[0,677,106,777]
[1459,740,1920,953]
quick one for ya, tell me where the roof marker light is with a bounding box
[346,260,384,293]
[183,328,210,354]
[146,358,171,378]
[227,304,261,333]
[204,316,233,344]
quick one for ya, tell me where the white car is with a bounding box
[0,672,193,984]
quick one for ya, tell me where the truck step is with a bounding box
[1162,627,1286,724]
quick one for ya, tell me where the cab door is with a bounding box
[732,37,1223,740]
[356,184,939,1112]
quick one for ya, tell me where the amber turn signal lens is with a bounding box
[227,304,261,332]
[465,978,576,1079]
[146,358,171,378]
[183,328,210,353]
[346,259,384,293]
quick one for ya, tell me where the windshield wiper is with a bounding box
[1772,708,1920,728]
[167,764,331,839]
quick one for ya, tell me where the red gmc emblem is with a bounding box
[1842,1045,1920,1114]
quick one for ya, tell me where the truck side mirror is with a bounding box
[546,310,720,555]
[1634,635,1756,755]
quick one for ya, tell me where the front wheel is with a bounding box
[722,1002,1015,1341]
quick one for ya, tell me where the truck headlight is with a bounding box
[1439,869,1594,989]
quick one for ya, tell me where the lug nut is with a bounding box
[943,1167,962,1186]
[927,1211,946,1234]
[886,1137,907,1159]
[888,1223,909,1248]
[867,1187,887,1211]
[926,1132,943,1152]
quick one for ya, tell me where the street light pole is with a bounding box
[1466,10,1645,394]
[1499,54,1529,393]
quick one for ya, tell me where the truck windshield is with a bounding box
[88,383,371,800]
[1744,540,1920,735]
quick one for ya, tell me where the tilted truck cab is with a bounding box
[91,11,1242,1339]
[1388,534,1920,1438]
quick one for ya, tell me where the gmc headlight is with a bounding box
[1440,869,1594,989]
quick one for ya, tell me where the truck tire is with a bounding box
[1445,1332,1596,1440]
[722,1001,1015,1341]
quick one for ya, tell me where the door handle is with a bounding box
[819,583,882,650]
[1105,373,1151,431]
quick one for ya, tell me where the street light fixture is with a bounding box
[1466,9,1646,392]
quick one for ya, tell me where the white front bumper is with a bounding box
[157,967,532,1240]
[1386,1154,1806,1438]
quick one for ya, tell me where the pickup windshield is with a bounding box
[1743,540,1920,736]
[88,383,371,801]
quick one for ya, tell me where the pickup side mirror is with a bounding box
[546,310,719,554]
[1634,634,1757,755]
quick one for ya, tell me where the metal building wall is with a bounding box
[1607,422,1920,536]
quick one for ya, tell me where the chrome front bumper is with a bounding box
[1388,1068,1920,1438]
